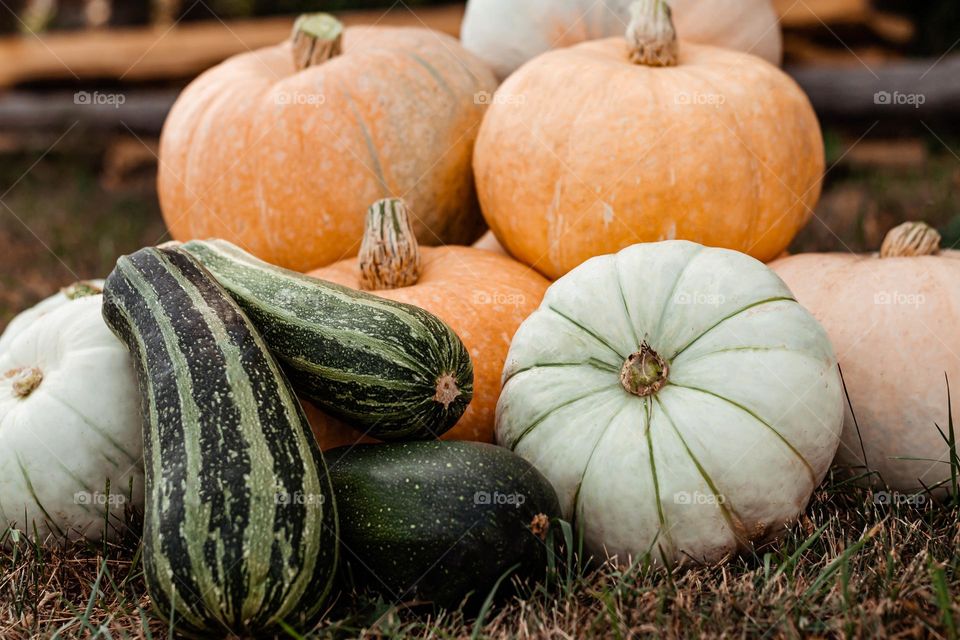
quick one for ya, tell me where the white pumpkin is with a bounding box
[0,280,104,352]
[497,241,843,565]
[0,291,143,543]
[461,0,783,79]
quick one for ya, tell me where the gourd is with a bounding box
[0,286,142,543]
[772,222,960,493]
[326,441,561,608]
[474,0,823,280]
[158,12,496,272]
[461,0,783,79]
[306,198,547,448]
[101,245,337,636]
[180,233,474,442]
[497,241,843,565]
[0,280,103,351]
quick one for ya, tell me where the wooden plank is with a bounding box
[773,0,871,28]
[0,4,465,87]
[787,55,960,121]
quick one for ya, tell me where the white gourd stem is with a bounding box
[627,0,678,67]
[62,280,103,299]
[291,13,344,70]
[8,367,43,398]
[359,198,423,291]
[879,221,941,258]
[620,342,669,397]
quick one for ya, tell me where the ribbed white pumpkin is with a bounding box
[0,290,143,543]
[497,242,843,564]
[461,0,783,79]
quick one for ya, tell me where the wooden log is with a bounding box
[0,4,464,87]
[787,55,960,121]
[0,89,177,132]
[772,0,871,28]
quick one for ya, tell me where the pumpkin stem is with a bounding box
[620,343,669,397]
[359,198,423,291]
[433,372,462,410]
[880,221,941,258]
[62,280,102,299]
[7,367,43,399]
[626,0,678,67]
[292,13,344,71]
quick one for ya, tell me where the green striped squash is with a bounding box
[101,245,337,636]
[180,238,473,442]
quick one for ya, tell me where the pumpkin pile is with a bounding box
[0,0,949,636]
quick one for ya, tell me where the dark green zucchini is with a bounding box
[179,238,473,442]
[101,245,338,636]
[326,441,561,608]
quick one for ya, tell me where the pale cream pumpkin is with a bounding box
[159,14,496,272]
[772,222,960,493]
[0,289,143,543]
[462,0,782,79]
[473,0,823,281]
[497,241,843,564]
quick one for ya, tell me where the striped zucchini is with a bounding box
[101,245,337,636]
[180,239,473,441]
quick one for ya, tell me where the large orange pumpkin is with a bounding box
[304,198,550,449]
[772,222,960,493]
[474,0,824,280]
[159,14,495,272]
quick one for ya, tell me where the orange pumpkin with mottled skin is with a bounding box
[474,0,823,280]
[159,17,495,272]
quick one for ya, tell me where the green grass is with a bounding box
[1,476,958,638]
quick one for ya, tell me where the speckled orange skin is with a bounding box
[304,246,549,449]
[772,250,960,492]
[159,27,496,272]
[474,39,824,280]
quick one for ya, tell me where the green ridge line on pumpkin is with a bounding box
[645,401,670,548]
[503,359,620,385]
[653,246,704,344]
[654,396,747,544]
[508,386,621,452]
[344,88,389,194]
[546,305,625,360]
[406,52,456,100]
[572,400,638,534]
[614,254,642,348]
[669,296,797,361]
[667,382,817,484]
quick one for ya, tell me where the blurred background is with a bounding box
[0,0,958,323]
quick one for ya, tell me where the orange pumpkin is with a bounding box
[773,222,960,493]
[305,198,550,449]
[159,13,495,272]
[474,0,824,280]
